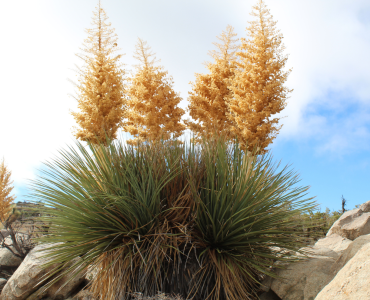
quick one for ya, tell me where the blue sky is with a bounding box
[1,0,369,213]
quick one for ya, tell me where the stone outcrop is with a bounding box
[1,243,62,300]
[328,234,370,277]
[0,230,10,242]
[0,279,6,291]
[261,200,370,300]
[0,236,24,268]
[314,233,352,254]
[327,200,370,240]
[65,289,96,300]
[2,200,370,300]
[27,257,86,300]
[315,242,370,299]
[85,264,101,282]
[258,289,282,300]
[261,246,338,300]
[359,200,370,212]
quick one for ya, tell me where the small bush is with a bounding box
[0,159,16,226]
[295,208,343,243]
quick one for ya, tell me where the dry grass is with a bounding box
[131,292,184,300]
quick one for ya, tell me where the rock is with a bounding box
[0,243,62,300]
[0,278,7,290]
[315,241,370,299]
[70,289,96,300]
[0,237,24,268]
[258,201,370,300]
[28,257,86,300]
[327,208,370,240]
[359,200,370,212]
[314,234,352,254]
[0,230,10,242]
[258,289,282,300]
[261,246,338,300]
[303,246,339,259]
[85,265,101,282]
[329,234,370,277]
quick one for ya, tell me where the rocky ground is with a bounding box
[1,200,370,299]
[260,200,370,300]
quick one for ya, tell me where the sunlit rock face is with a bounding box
[327,207,370,240]
[260,201,370,300]
[315,242,370,300]
[1,243,62,300]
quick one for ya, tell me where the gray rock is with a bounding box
[303,246,339,259]
[327,208,370,240]
[314,234,352,255]
[29,257,86,300]
[259,289,282,300]
[0,230,10,241]
[261,247,338,300]
[70,289,96,300]
[0,278,7,290]
[329,234,370,277]
[315,241,370,299]
[0,243,62,300]
[0,237,23,268]
[260,201,370,300]
[359,200,370,212]
[85,265,101,282]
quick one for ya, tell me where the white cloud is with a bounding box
[262,0,370,155]
[1,0,369,193]
[0,1,79,184]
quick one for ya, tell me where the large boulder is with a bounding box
[314,234,352,255]
[0,230,10,242]
[327,208,370,240]
[359,200,370,212]
[258,290,282,300]
[259,201,370,300]
[0,279,6,291]
[67,289,97,300]
[0,243,62,300]
[85,265,101,282]
[27,257,86,300]
[0,236,24,268]
[329,234,370,277]
[315,241,370,299]
[261,247,338,300]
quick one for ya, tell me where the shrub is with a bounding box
[29,136,318,300]
[0,158,16,225]
[296,208,343,243]
[0,201,49,263]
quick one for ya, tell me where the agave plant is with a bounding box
[28,136,319,300]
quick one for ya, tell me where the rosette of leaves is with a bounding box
[28,136,318,300]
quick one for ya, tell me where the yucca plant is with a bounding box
[28,136,319,300]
